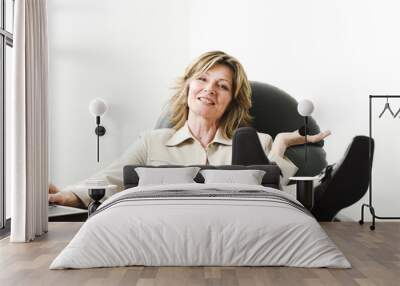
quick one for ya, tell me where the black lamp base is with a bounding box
[95,125,106,136]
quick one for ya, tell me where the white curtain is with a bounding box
[9,0,49,242]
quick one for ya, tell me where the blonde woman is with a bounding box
[49,51,330,207]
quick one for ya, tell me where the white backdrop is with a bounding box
[47,0,400,221]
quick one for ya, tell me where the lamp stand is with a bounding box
[94,116,106,162]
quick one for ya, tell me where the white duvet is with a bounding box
[50,183,351,269]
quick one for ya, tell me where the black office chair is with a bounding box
[155,81,328,176]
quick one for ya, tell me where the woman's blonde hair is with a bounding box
[169,51,252,139]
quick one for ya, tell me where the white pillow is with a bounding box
[200,169,266,185]
[135,167,201,186]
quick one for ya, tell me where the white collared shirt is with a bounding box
[64,122,298,207]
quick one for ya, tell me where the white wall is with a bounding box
[48,0,191,185]
[48,0,400,220]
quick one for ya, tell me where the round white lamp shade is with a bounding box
[89,98,108,117]
[297,99,314,116]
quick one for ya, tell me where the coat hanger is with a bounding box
[378,97,395,118]
[394,104,400,118]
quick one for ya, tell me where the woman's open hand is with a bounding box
[48,183,82,208]
[278,129,332,148]
[271,129,331,158]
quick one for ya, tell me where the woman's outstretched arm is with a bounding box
[271,129,332,158]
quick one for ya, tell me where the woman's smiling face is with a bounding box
[187,64,234,122]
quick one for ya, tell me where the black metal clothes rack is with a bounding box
[359,95,400,230]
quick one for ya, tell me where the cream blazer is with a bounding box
[64,122,298,207]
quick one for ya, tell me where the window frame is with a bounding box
[0,0,14,232]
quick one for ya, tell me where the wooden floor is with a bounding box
[0,222,399,286]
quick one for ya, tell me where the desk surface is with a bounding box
[48,205,87,217]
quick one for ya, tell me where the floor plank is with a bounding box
[0,222,399,286]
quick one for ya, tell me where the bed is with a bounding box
[50,165,350,269]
